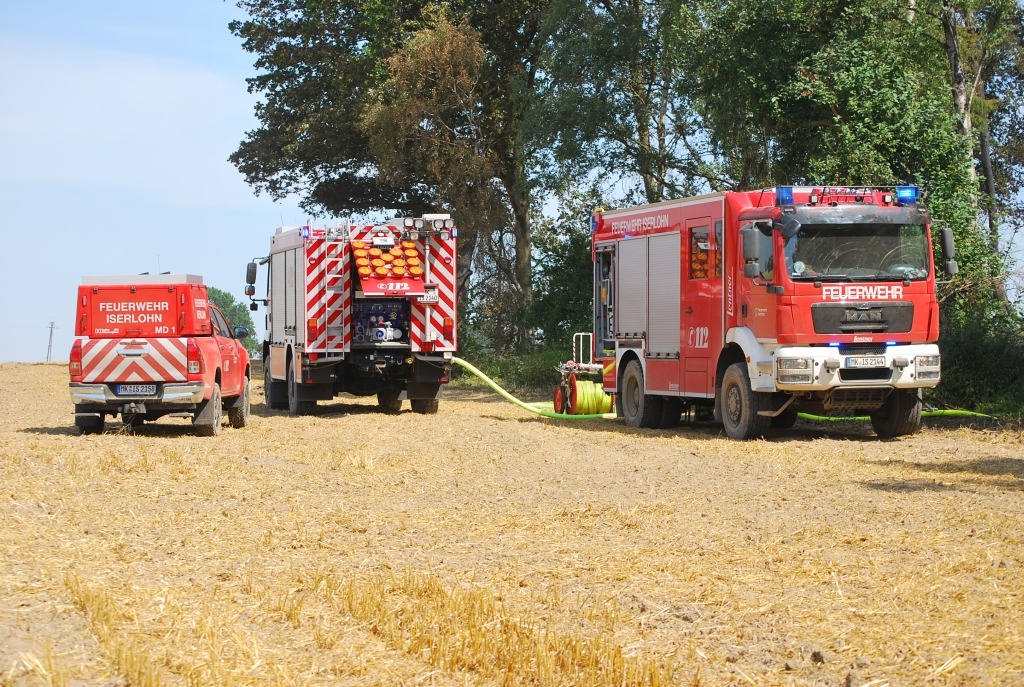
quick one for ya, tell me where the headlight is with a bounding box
[777,358,813,384]
[916,355,940,381]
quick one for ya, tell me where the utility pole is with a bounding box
[46,321,54,361]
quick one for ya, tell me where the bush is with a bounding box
[451,346,571,397]
[932,313,1024,417]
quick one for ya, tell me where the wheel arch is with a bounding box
[616,349,643,389]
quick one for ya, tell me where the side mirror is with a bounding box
[244,284,256,297]
[775,213,801,238]
[940,226,959,276]
[245,262,258,285]
[233,326,250,340]
[250,302,259,312]
[741,226,760,277]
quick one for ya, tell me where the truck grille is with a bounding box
[811,302,914,335]
[838,344,887,356]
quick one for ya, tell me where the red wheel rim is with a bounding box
[553,385,566,414]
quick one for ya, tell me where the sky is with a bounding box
[0,1,312,362]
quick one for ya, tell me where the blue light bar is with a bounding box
[301,225,310,238]
[776,187,794,206]
[896,186,918,204]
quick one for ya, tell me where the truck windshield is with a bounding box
[784,222,930,281]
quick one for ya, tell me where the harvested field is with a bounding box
[1,361,1022,687]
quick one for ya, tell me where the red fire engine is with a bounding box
[245,214,457,414]
[582,186,957,439]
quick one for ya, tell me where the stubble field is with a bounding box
[1,362,1022,687]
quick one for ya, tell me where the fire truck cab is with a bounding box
[591,186,957,439]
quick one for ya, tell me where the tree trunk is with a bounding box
[978,119,998,253]
[940,2,978,191]
[508,178,532,347]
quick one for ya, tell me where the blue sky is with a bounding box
[0,1,311,361]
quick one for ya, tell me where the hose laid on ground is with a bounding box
[452,357,616,419]
[453,357,994,424]
[799,408,996,422]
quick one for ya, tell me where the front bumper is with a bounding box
[768,343,941,392]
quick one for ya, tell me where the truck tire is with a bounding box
[227,376,251,429]
[194,383,222,437]
[264,365,287,410]
[720,362,771,439]
[621,360,663,428]
[660,397,682,429]
[411,399,440,414]
[287,360,315,415]
[377,389,402,413]
[870,389,922,439]
[76,414,105,435]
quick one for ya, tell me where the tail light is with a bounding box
[69,340,83,381]
[186,340,203,377]
[307,317,319,345]
[442,317,454,340]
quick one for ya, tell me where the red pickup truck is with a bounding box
[68,275,251,436]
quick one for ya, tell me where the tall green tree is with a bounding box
[534,0,707,203]
[231,0,551,350]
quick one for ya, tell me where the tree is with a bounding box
[534,0,707,203]
[207,287,258,356]
[231,0,551,350]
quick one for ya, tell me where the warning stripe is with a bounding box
[325,239,349,352]
[81,338,188,383]
[409,234,457,351]
[305,239,328,351]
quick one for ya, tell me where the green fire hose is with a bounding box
[452,357,616,419]
[452,357,994,423]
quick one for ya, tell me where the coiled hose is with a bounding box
[452,357,615,419]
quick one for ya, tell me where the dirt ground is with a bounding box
[1,362,1022,687]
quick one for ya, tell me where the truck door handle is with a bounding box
[685,307,694,314]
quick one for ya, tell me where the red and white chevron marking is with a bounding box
[304,239,328,351]
[410,235,457,352]
[326,238,350,352]
[80,338,188,383]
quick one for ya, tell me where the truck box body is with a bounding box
[248,216,457,415]
[587,186,953,439]
[69,275,251,436]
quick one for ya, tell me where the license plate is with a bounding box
[845,356,886,368]
[117,384,156,396]
[419,287,439,303]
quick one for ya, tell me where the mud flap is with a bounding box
[403,382,443,401]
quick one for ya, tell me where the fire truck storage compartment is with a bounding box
[616,238,647,337]
[614,235,680,357]
[270,248,301,344]
[647,234,681,357]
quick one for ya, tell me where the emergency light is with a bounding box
[775,187,795,206]
[896,186,918,204]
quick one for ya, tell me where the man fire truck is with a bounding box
[245,214,457,414]
[586,186,957,439]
